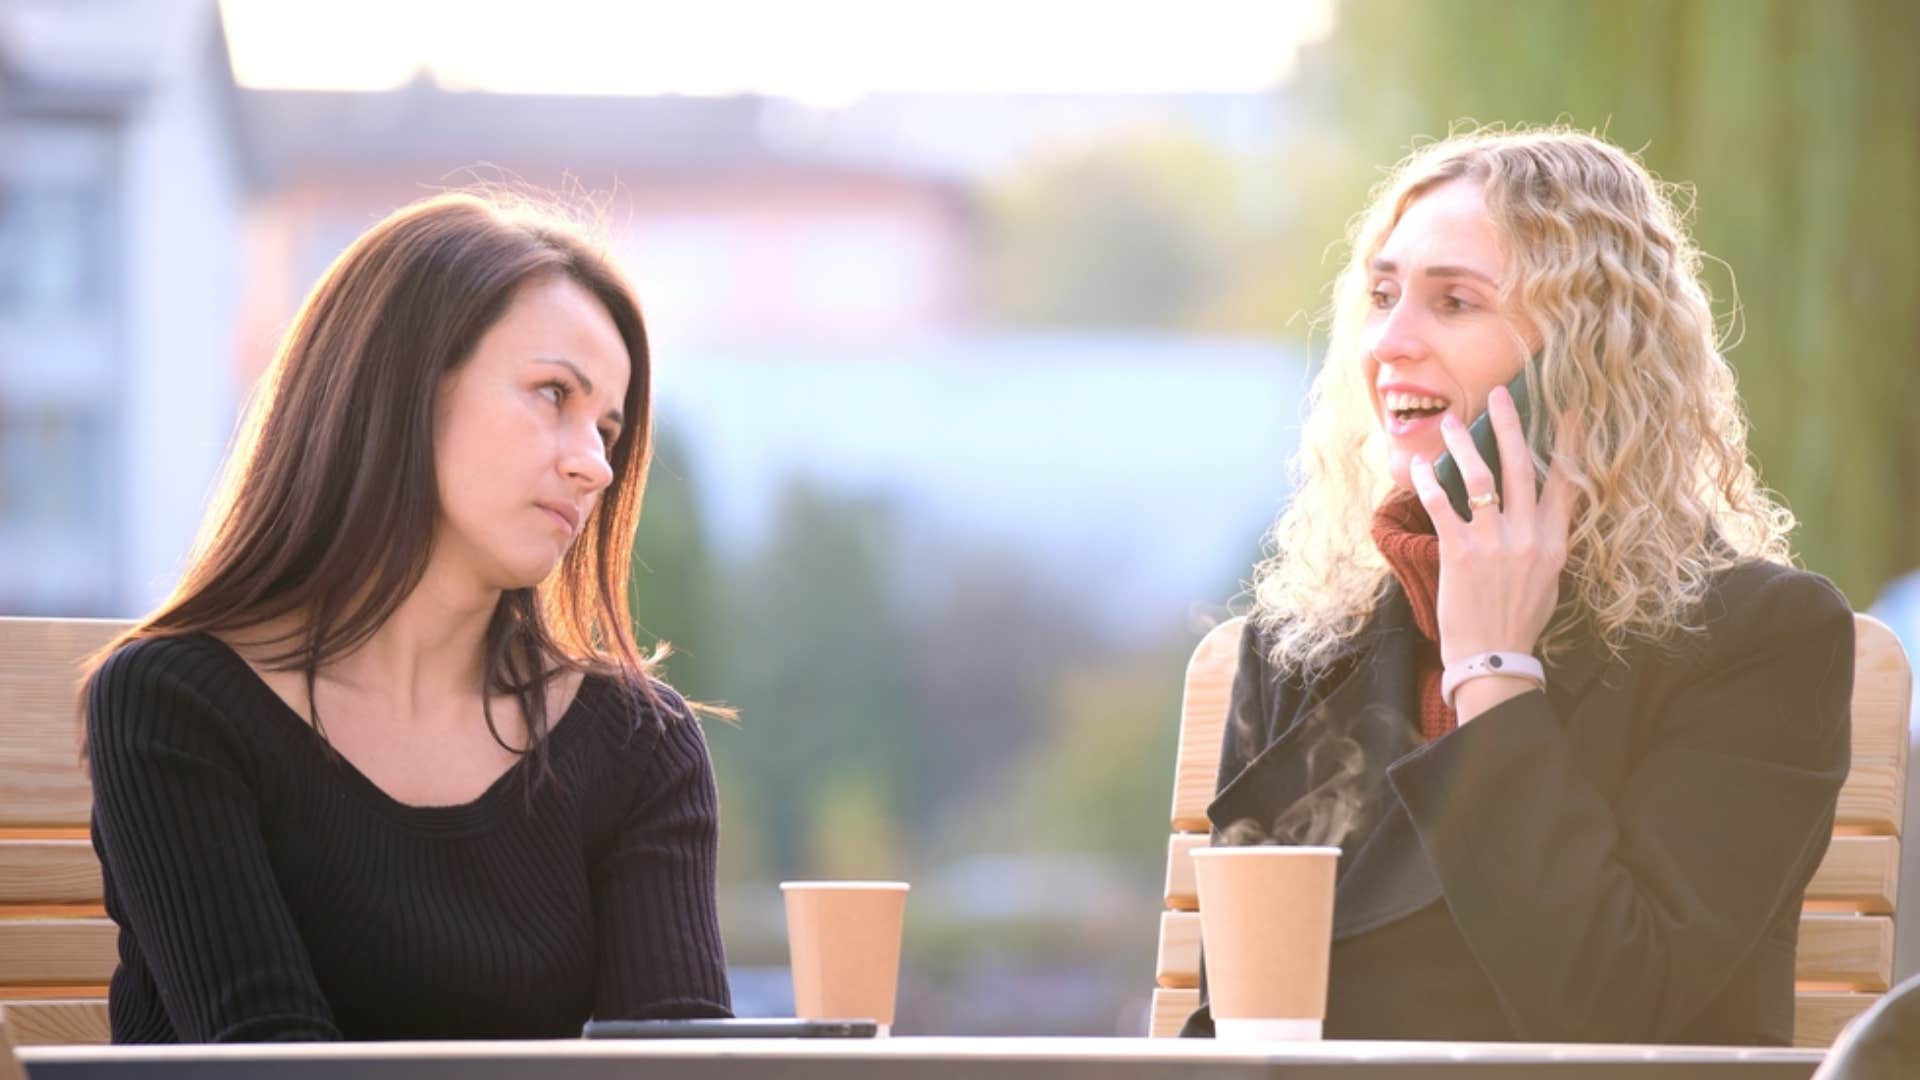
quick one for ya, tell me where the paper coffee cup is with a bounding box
[1191,845,1339,1041]
[781,881,910,1032]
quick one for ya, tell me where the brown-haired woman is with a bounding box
[83,193,731,1042]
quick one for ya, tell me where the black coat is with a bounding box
[1182,560,1853,1044]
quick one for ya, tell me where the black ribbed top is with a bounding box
[85,633,731,1043]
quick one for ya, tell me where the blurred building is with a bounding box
[231,85,978,373]
[0,0,245,616]
[4,1,997,617]
[1,0,1296,636]
[228,82,1285,369]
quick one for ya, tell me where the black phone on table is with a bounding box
[1432,365,1545,521]
[581,1018,880,1039]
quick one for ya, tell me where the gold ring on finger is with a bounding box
[1468,490,1500,512]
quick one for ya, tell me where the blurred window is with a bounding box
[0,123,116,316]
[0,117,120,614]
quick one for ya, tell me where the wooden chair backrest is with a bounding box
[0,618,132,1045]
[1148,614,1914,1047]
[0,1005,28,1080]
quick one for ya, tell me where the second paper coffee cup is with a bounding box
[781,881,910,1034]
[1192,845,1338,1040]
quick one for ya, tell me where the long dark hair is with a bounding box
[87,191,673,769]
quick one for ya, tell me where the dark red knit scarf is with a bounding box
[1370,490,1456,742]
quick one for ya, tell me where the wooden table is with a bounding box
[18,1037,1828,1079]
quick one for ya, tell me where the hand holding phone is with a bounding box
[1432,367,1545,521]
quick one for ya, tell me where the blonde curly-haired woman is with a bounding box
[1183,128,1853,1045]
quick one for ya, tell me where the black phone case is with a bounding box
[1432,372,1537,520]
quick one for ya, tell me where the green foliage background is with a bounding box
[985,0,1920,602]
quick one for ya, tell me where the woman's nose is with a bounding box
[1368,302,1432,366]
[562,434,614,491]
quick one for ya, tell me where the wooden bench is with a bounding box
[0,618,132,1045]
[1148,613,1913,1047]
[0,1006,28,1080]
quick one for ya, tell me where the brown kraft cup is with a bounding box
[781,881,910,1034]
[1191,845,1339,1040]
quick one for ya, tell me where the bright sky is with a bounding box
[217,0,1338,101]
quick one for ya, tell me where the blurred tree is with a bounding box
[977,121,1368,339]
[909,542,1103,817]
[626,423,771,884]
[704,478,923,880]
[954,645,1190,867]
[808,772,908,880]
[628,421,727,701]
[980,130,1248,329]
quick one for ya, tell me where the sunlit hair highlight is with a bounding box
[1252,125,1795,674]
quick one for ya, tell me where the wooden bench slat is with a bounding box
[0,907,105,921]
[1837,768,1905,836]
[1154,911,1201,989]
[0,920,118,986]
[1796,913,1894,992]
[1149,986,1199,1038]
[1804,834,1900,914]
[1792,990,1879,1049]
[1169,618,1243,832]
[1837,617,1912,835]
[1163,834,1207,911]
[0,841,103,907]
[0,619,128,831]
[0,987,108,1002]
[0,1000,108,1046]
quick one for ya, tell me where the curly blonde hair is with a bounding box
[1252,126,1796,675]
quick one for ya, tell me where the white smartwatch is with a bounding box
[1441,651,1546,710]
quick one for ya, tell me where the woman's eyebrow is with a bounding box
[1369,257,1497,286]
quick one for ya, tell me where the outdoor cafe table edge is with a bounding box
[18,1036,1828,1080]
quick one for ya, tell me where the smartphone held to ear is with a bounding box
[1431,367,1545,520]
